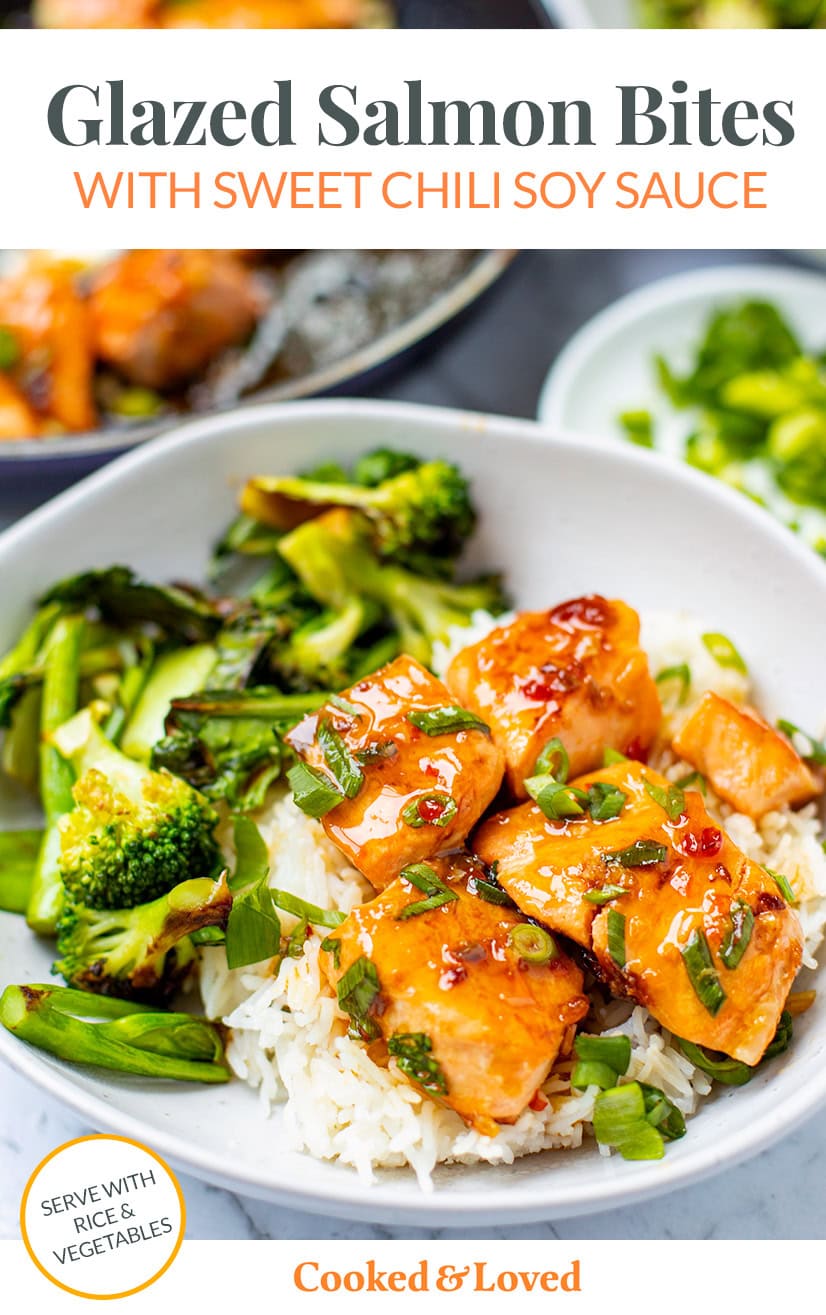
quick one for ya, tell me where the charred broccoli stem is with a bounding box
[54,873,232,1000]
[0,983,229,1082]
[276,511,506,669]
[40,566,222,643]
[240,450,476,567]
[50,707,221,910]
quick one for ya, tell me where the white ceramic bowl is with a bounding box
[2,398,826,1226]
[537,263,826,450]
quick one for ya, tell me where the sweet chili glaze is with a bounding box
[322,853,588,1132]
[673,690,822,819]
[445,595,661,799]
[474,760,803,1066]
[285,654,505,890]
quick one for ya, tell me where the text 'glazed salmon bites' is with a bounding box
[446,595,661,798]
[322,853,588,1132]
[286,654,505,889]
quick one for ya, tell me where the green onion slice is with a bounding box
[406,706,490,737]
[586,781,628,822]
[574,1033,631,1075]
[387,1032,448,1097]
[675,769,706,794]
[336,956,381,1041]
[534,736,569,781]
[720,899,754,970]
[655,662,691,705]
[0,326,20,370]
[606,909,627,967]
[639,1082,686,1141]
[765,866,796,905]
[321,935,342,969]
[230,814,270,892]
[777,718,826,766]
[468,869,517,909]
[508,923,558,965]
[571,1060,619,1091]
[269,888,346,929]
[677,1038,753,1086]
[605,840,668,868]
[355,740,398,765]
[702,632,747,674]
[603,747,628,766]
[592,1082,665,1161]
[644,779,686,823]
[681,929,726,1016]
[397,863,458,920]
[225,881,281,971]
[584,883,627,905]
[524,774,586,820]
[286,918,308,959]
[401,792,458,829]
[317,719,365,799]
[287,761,344,818]
[329,694,363,718]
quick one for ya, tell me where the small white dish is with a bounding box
[2,397,826,1225]
[537,262,826,451]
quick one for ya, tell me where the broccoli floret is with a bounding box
[50,707,221,910]
[240,452,476,566]
[277,511,506,669]
[54,874,232,1001]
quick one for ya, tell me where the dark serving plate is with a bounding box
[0,250,516,470]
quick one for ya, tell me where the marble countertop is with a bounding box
[2,248,822,1241]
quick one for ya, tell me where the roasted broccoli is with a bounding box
[40,566,222,643]
[151,688,329,811]
[54,873,232,1000]
[50,707,221,910]
[239,450,476,566]
[277,511,506,669]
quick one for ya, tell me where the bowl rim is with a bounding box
[2,395,826,1225]
[537,260,826,431]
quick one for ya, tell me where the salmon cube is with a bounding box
[672,691,821,819]
[474,759,802,1065]
[446,596,661,798]
[323,853,588,1132]
[285,655,505,890]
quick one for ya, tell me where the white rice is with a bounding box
[198,609,826,1187]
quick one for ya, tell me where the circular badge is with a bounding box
[20,1134,185,1300]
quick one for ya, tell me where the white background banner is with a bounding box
[0,28,823,248]
[1,1237,817,1308]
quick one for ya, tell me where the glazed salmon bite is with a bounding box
[322,854,589,1133]
[285,654,505,889]
[446,595,661,798]
[474,759,803,1066]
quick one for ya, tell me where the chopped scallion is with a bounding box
[317,719,364,799]
[287,760,344,818]
[571,1059,618,1091]
[397,863,458,920]
[765,866,796,905]
[777,718,826,766]
[702,632,747,674]
[586,781,628,821]
[655,662,691,705]
[388,1032,448,1097]
[584,883,627,905]
[603,747,628,766]
[401,792,458,829]
[605,839,668,867]
[269,888,346,929]
[524,773,585,820]
[592,1082,665,1161]
[681,929,726,1016]
[574,1033,631,1075]
[606,909,627,967]
[225,880,281,971]
[336,956,381,1041]
[508,923,557,965]
[677,1038,752,1086]
[644,779,686,823]
[719,899,754,970]
[406,705,490,737]
[534,736,569,781]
